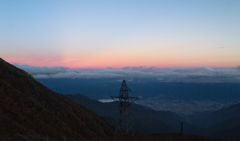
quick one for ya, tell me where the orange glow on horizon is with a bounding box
[5,56,239,69]
[3,44,240,69]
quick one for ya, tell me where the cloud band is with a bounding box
[13,64,240,83]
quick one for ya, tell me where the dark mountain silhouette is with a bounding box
[194,103,240,128]
[0,58,114,140]
[66,94,198,134]
[202,116,240,140]
[195,103,240,140]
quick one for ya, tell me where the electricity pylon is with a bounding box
[111,79,138,134]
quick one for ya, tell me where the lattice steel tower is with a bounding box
[111,79,138,134]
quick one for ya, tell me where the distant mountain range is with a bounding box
[0,58,114,140]
[66,94,198,134]
[37,78,240,102]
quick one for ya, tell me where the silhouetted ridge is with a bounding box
[195,103,240,128]
[195,103,240,140]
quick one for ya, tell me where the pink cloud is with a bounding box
[216,47,228,49]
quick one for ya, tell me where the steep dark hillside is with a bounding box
[0,58,114,141]
[103,117,177,133]
[66,94,198,134]
[199,116,240,140]
[66,94,117,117]
[192,103,240,140]
[194,103,240,128]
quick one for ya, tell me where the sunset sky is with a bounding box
[1,0,240,69]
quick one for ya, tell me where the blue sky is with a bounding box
[1,0,240,68]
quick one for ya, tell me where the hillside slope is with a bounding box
[199,116,240,140]
[192,103,240,140]
[0,58,114,140]
[195,103,240,128]
[66,94,198,134]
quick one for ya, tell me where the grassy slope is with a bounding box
[0,58,114,141]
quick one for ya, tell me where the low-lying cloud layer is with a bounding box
[13,64,240,83]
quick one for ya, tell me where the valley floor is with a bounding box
[135,97,240,121]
